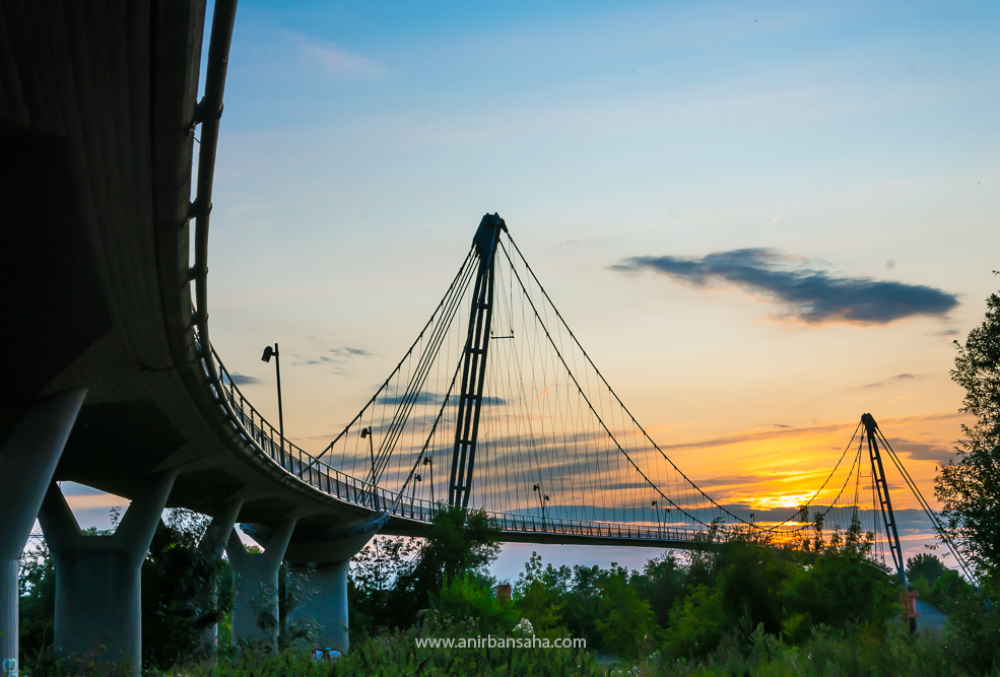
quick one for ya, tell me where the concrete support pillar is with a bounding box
[0,389,86,677]
[287,560,351,653]
[228,519,296,651]
[37,470,177,675]
[279,522,382,655]
[197,499,243,656]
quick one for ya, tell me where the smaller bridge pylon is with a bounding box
[861,413,907,586]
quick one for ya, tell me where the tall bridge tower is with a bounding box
[449,214,507,508]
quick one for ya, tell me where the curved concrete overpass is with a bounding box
[0,0,387,668]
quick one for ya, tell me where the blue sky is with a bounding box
[68,1,1000,580]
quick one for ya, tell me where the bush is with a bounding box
[433,574,517,635]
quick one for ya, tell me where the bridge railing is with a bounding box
[194,330,387,509]
[377,490,705,542]
[199,330,708,543]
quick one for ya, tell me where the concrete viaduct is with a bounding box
[0,1,391,671]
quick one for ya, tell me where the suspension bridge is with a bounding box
[0,1,970,672]
[225,213,971,586]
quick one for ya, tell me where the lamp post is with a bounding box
[361,427,379,511]
[423,456,434,505]
[261,343,283,451]
[360,427,376,481]
[533,483,549,529]
[652,500,661,536]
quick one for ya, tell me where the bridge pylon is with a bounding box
[861,413,907,587]
[448,213,507,508]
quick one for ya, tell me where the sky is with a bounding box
[66,1,1000,581]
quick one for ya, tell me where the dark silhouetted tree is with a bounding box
[936,286,1000,587]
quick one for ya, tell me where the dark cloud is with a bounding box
[933,329,960,337]
[886,437,956,464]
[227,372,261,385]
[612,248,958,325]
[377,391,507,407]
[599,481,661,492]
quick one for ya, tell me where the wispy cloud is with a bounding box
[862,373,920,389]
[225,372,261,385]
[294,346,375,367]
[281,28,387,80]
[332,347,373,358]
[611,248,958,325]
[886,437,955,465]
[762,213,784,230]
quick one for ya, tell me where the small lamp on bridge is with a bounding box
[423,457,434,504]
[533,484,550,518]
[360,427,377,484]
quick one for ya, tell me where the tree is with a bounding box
[936,287,1000,586]
[18,540,56,667]
[141,509,229,668]
[561,564,602,645]
[594,564,655,659]
[406,505,500,600]
[633,552,689,628]
[905,553,949,587]
[351,506,501,631]
[512,551,568,635]
[662,583,726,659]
[716,542,790,637]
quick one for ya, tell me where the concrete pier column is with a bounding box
[287,560,351,653]
[197,499,243,656]
[0,389,86,677]
[228,519,296,651]
[280,518,384,655]
[37,470,177,674]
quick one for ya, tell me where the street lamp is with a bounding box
[360,427,377,480]
[423,456,434,505]
[261,343,283,450]
[361,427,379,511]
[533,484,549,528]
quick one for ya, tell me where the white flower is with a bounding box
[513,618,535,634]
